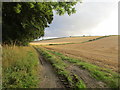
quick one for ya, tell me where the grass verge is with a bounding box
[2,45,40,88]
[48,43,75,45]
[34,46,86,88]
[48,50,119,88]
[81,36,110,43]
[47,36,110,46]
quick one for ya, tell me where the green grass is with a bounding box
[47,36,110,46]
[48,43,75,45]
[35,46,86,88]
[2,45,40,88]
[81,36,110,43]
[48,50,119,88]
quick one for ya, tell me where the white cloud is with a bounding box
[44,1,118,37]
[91,7,118,35]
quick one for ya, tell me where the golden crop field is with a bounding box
[43,36,118,72]
[30,36,101,45]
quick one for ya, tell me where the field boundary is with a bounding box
[47,36,110,46]
[81,36,110,43]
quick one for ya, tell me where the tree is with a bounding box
[2,2,79,45]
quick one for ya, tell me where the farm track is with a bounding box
[64,61,107,88]
[35,48,65,88]
[49,52,107,88]
[35,47,108,88]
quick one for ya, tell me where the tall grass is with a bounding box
[2,45,40,88]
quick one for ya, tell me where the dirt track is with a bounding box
[44,36,118,72]
[39,55,64,88]
[37,50,65,88]
[36,47,107,88]
[34,48,64,88]
[63,60,107,88]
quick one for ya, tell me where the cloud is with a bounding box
[44,1,118,37]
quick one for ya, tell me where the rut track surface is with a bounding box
[48,52,107,88]
[34,47,110,88]
[35,48,65,88]
[65,61,107,88]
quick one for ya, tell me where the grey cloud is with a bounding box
[44,1,117,37]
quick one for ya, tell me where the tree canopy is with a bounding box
[2,2,79,45]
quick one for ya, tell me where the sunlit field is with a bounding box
[43,36,118,72]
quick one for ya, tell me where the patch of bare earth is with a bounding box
[37,51,64,88]
[65,62,107,88]
[44,36,118,72]
[48,52,107,88]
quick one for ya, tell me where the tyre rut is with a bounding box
[65,62,107,88]
[47,49,108,88]
[34,48,65,88]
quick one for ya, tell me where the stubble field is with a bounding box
[42,36,119,72]
[30,36,101,45]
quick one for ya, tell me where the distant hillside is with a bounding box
[30,36,102,45]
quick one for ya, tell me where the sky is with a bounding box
[43,0,118,39]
